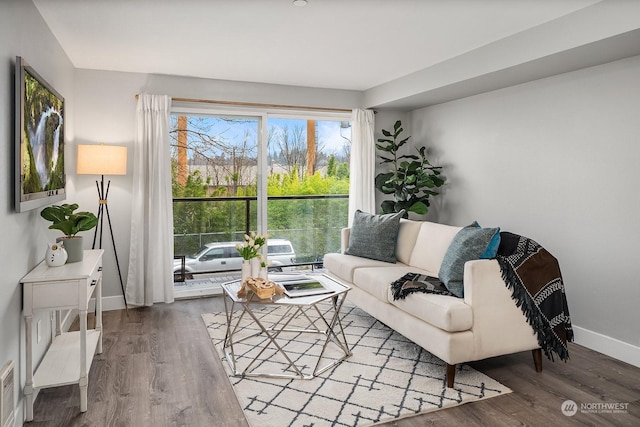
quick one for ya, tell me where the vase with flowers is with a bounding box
[236,231,268,282]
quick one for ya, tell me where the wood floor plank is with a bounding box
[29,297,639,426]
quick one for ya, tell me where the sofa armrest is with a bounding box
[463,259,539,357]
[340,228,351,254]
[463,259,510,306]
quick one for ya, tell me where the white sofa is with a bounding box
[324,219,541,387]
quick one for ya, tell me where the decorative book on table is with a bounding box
[271,274,332,298]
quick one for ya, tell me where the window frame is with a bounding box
[170,103,351,260]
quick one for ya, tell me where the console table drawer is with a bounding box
[29,281,87,311]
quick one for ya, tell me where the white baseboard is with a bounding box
[55,296,126,335]
[87,295,126,312]
[573,325,640,368]
[60,309,75,332]
[174,284,223,299]
[101,295,127,311]
[91,289,224,309]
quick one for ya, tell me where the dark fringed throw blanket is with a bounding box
[496,232,574,362]
[390,273,454,299]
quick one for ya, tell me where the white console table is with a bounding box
[21,249,104,422]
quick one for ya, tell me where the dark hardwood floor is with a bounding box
[29,297,639,426]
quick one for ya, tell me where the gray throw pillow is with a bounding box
[345,210,405,263]
[438,222,500,297]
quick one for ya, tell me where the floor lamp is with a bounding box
[77,144,128,311]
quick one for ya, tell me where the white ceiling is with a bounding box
[33,0,601,92]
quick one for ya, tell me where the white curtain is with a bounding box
[348,109,376,225]
[126,94,174,306]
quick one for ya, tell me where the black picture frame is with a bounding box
[14,56,66,213]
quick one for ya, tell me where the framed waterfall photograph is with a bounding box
[14,56,66,212]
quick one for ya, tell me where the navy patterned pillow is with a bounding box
[345,210,405,263]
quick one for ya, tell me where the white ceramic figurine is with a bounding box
[45,242,68,267]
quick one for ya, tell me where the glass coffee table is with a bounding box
[220,273,351,379]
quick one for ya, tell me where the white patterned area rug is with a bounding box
[202,303,510,427]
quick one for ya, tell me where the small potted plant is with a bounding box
[40,203,98,263]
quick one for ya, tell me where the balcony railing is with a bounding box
[173,195,349,271]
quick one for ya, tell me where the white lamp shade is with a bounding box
[77,144,128,175]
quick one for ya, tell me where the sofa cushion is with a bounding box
[352,264,436,302]
[439,223,500,297]
[388,288,473,332]
[396,219,423,265]
[323,253,394,284]
[345,210,404,263]
[409,222,462,272]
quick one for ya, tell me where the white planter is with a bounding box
[241,260,251,282]
[57,236,83,263]
[250,257,261,278]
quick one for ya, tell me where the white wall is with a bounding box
[409,55,640,365]
[0,0,76,424]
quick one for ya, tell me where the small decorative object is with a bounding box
[375,120,445,217]
[40,203,98,263]
[237,277,284,300]
[45,242,67,267]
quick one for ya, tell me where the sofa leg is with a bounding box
[532,348,543,372]
[446,364,456,388]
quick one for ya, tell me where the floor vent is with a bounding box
[0,361,14,427]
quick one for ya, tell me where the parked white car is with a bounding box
[174,239,296,277]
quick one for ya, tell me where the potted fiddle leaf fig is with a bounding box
[40,203,98,263]
[375,120,445,218]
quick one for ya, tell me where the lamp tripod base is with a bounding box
[93,176,128,314]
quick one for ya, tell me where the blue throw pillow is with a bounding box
[480,228,501,259]
[345,210,405,263]
[467,221,501,259]
[438,223,500,297]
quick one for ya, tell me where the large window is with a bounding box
[170,108,351,286]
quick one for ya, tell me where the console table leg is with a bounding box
[96,277,103,354]
[24,315,34,421]
[79,380,88,412]
[79,309,88,412]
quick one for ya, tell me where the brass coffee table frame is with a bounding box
[221,274,351,379]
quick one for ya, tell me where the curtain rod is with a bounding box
[134,94,353,113]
